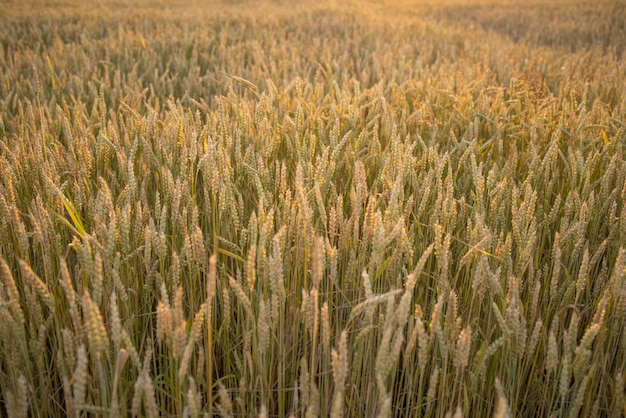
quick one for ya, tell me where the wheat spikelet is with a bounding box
[229,275,253,319]
[22,260,44,329]
[405,304,423,356]
[438,233,452,291]
[370,214,385,268]
[546,328,558,374]
[32,319,50,374]
[206,252,217,365]
[395,273,416,331]
[121,329,141,369]
[560,331,572,400]
[61,370,75,418]
[82,290,109,354]
[194,345,204,380]
[59,258,76,306]
[528,280,541,329]
[109,349,129,418]
[299,358,310,408]
[592,295,607,326]
[131,373,145,417]
[156,300,172,344]
[492,302,510,337]
[171,251,181,288]
[207,254,217,299]
[190,302,207,343]
[348,289,403,323]
[361,269,373,299]
[312,236,324,288]
[257,298,270,355]
[5,373,28,418]
[60,258,84,338]
[191,226,206,267]
[269,233,286,303]
[182,231,193,265]
[493,379,510,418]
[330,330,348,418]
[59,328,77,373]
[390,325,405,363]
[141,350,159,418]
[143,218,155,270]
[568,374,588,418]
[298,288,311,332]
[305,378,319,418]
[110,290,123,349]
[573,322,601,374]
[171,286,187,358]
[429,295,444,335]
[375,324,395,395]
[445,290,459,345]
[18,259,54,312]
[217,383,234,418]
[221,285,231,331]
[76,238,95,286]
[309,287,320,351]
[246,244,257,293]
[526,318,542,357]
[73,344,88,408]
[0,307,21,364]
[156,224,167,261]
[110,260,129,302]
[327,242,338,286]
[478,336,506,380]
[610,249,626,316]
[455,325,472,371]
[415,319,431,374]
[550,232,561,300]
[321,301,331,354]
[377,396,391,418]
[436,327,448,364]
[179,303,207,382]
[506,295,525,356]
[562,315,576,357]
[0,257,24,327]
[427,366,439,402]
[93,251,103,305]
[575,246,589,300]
[187,376,201,418]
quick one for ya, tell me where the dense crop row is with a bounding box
[1,1,625,416]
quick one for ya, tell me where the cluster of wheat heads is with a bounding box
[1,0,625,417]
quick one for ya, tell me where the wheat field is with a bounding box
[1,0,625,416]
